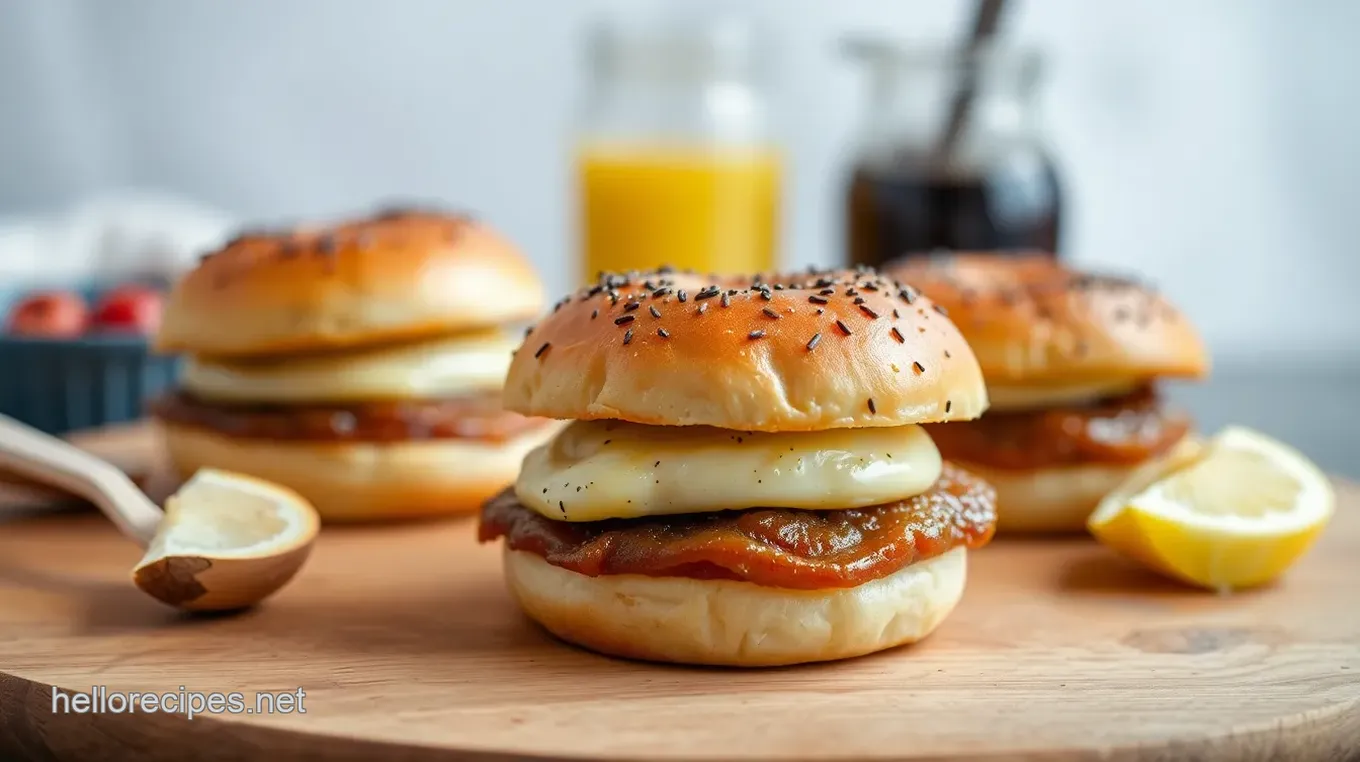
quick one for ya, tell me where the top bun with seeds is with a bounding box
[157,207,544,358]
[503,268,987,431]
[885,253,1208,386]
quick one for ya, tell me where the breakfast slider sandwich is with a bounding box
[887,253,1209,533]
[479,267,997,667]
[152,208,557,522]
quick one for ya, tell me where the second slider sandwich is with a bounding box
[888,253,1209,533]
[152,208,557,522]
[480,267,998,666]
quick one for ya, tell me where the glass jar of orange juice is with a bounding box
[575,15,782,282]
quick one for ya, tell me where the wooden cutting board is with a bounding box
[0,423,1357,762]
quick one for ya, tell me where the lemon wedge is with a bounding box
[133,469,320,611]
[1087,426,1335,591]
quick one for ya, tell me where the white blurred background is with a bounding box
[1,0,1358,369]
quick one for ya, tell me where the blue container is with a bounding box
[0,285,181,435]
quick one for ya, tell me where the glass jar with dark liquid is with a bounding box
[841,39,1062,267]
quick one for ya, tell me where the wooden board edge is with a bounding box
[3,671,1358,762]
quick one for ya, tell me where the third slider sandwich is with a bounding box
[479,267,997,667]
[888,253,1209,533]
[152,208,556,522]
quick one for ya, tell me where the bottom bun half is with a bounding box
[503,546,967,667]
[952,458,1145,533]
[160,422,557,522]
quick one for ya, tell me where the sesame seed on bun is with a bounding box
[503,267,989,431]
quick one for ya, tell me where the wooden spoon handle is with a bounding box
[0,415,160,545]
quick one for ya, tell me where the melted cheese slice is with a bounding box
[182,331,517,404]
[515,420,942,522]
[988,379,1140,412]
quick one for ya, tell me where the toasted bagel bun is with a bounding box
[950,457,1146,533]
[157,208,544,358]
[160,421,558,522]
[886,253,1208,396]
[503,546,966,667]
[504,268,987,431]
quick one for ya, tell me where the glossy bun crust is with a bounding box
[157,208,544,358]
[504,268,988,431]
[886,253,1208,387]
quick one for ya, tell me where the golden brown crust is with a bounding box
[886,253,1209,386]
[157,208,544,358]
[504,268,988,431]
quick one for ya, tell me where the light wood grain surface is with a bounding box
[0,423,1356,762]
